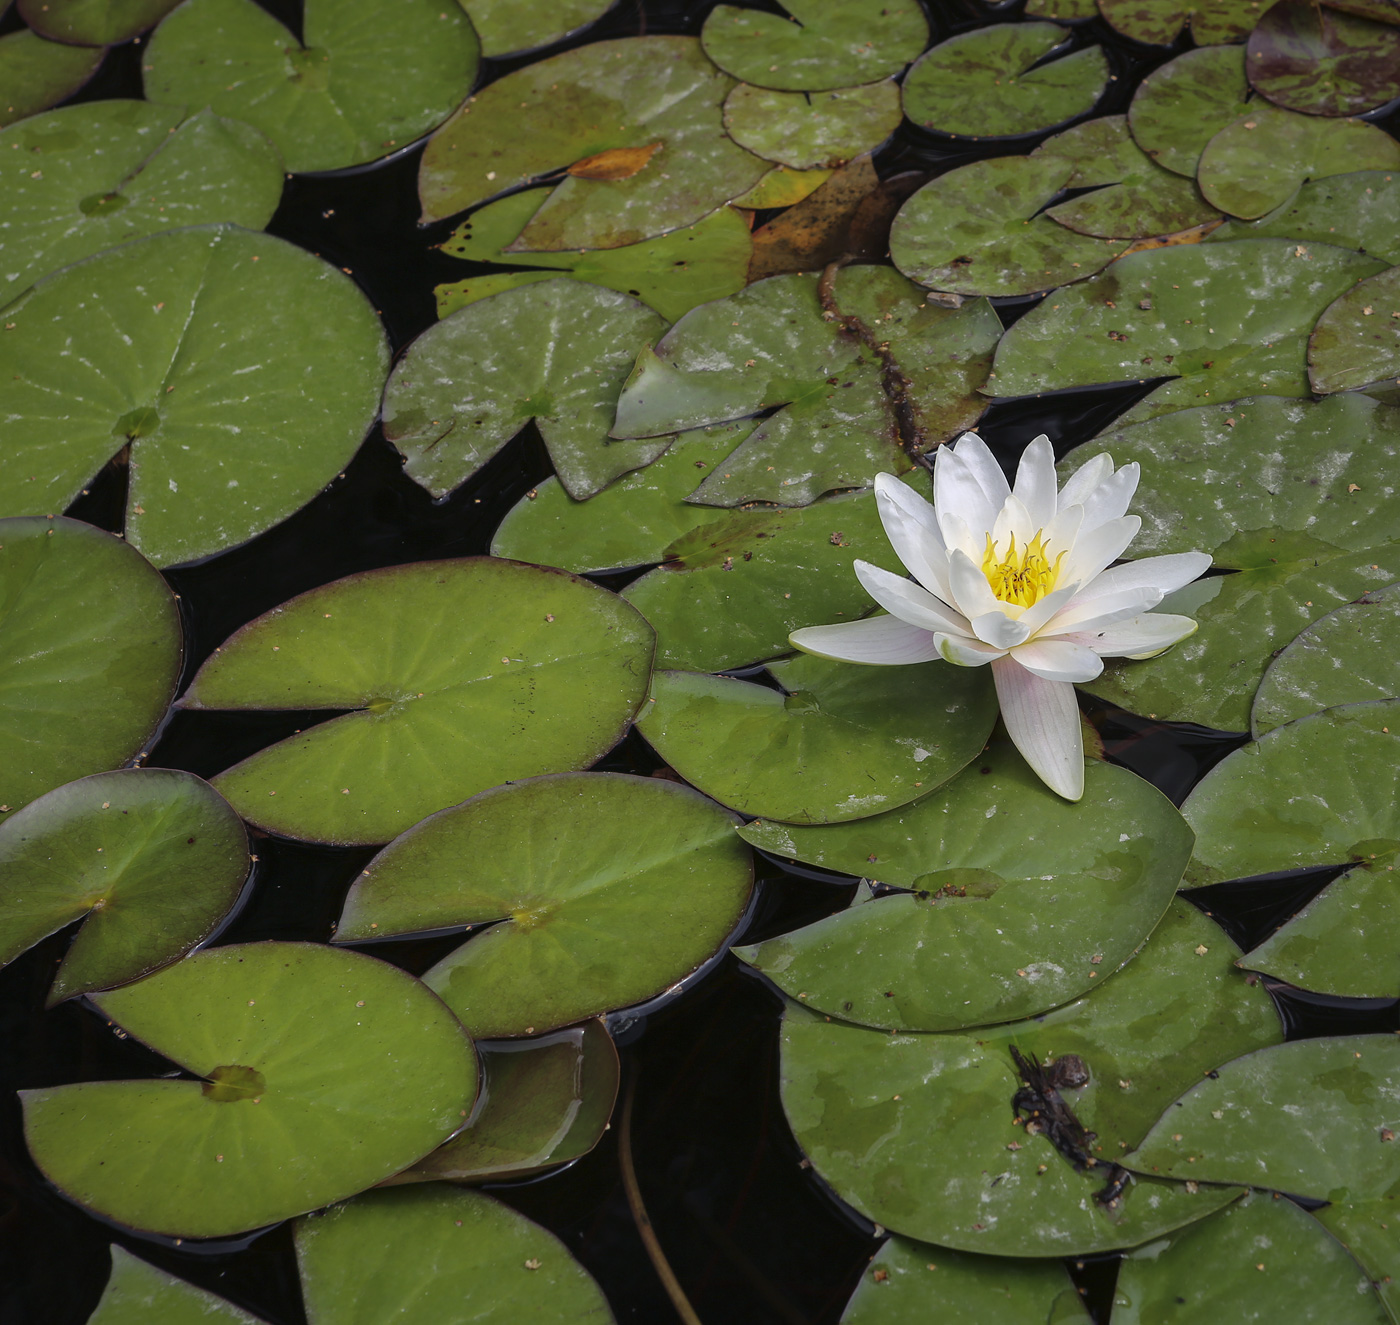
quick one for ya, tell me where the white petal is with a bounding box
[1064,613,1198,659]
[1012,434,1057,531]
[853,560,969,634]
[790,615,943,665]
[1079,463,1140,533]
[991,492,1035,549]
[1057,451,1113,510]
[992,657,1085,801]
[934,433,1008,545]
[947,546,1004,620]
[950,432,1012,505]
[1007,637,1105,683]
[1015,581,1082,636]
[1044,586,1162,635]
[873,473,954,602]
[936,632,1005,667]
[970,610,1032,649]
[1040,502,1084,564]
[939,511,984,563]
[1059,515,1141,588]
[1070,551,1212,604]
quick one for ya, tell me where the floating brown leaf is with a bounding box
[747,154,879,280]
[567,141,663,181]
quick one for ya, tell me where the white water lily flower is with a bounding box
[789,432,1210,802]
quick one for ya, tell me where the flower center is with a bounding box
[981,530,1064,608]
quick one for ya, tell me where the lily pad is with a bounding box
[736,748,1191,1031]
[901,24,1108,140]
[839,1236,1090,1323]
[18,0,180,46]
[386,1020,619,1184]
[1097,0,1264,47]
[780,901,1276,1256]
[723,80,901,170]
[418,36,766,248]
[295,1186,615,1323]
[986,240,1387,424]
[1128,1034,1400,1202]
[1,101,283,295]
[89,1246,265,1325]
[336,773,753,1038]
[1198,104,1400,221]
[1247,0,1400,117]
[1127,46,1251,178]
[1207,171,1400,266]
[0,224,390,568]
[1316,1200,1400,1325]
[185,559,654,846]
[383,278,670,502]
[700,0,928,94]
[0,29,103,129]
[888,155,1128,297]
[1112,1192,1388,1325]
[1311,264,1400,396]
[1027,0,1099,15]
[435,193,751,323]
[0,769,248,1007]
[637,655,997,823]
[21,942,478,1237]
[1253,584,1400,734]
[0,517,180,818]
[144,0,480,174]
[731,165,833,208]
[457,0,614,58]
[491,422,759,574]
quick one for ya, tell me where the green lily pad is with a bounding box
[295,1186,615,1323]
[419,36,765,248]
[0,224,389,568]
[1198,104,1400,221]
[386,1020,619,1184]
[435,193,751,324]
[1247,0,1400,117]
[0,29,103,129]
[457,0,614,58]
[722,80,901,170]
[384,278,670,502]
[1208,171,1400,265]
[888,155,1128,297]
[780,901,1275,1256]
[736,749,1190,1031]
[18,0,179,46]
[1127,1034,1400,1202]
[21,942,478,1237]
[1112,1192,1388,1325]
[1027,0,1099,15]
[89,1246,265,1325]
[1127,46,1251,178]
[1097,0,1264,46]
[839,1236,1090,1323]
[144,0,479,174]
[700,0,928,94]
[1311,264,1400,395]
[1,101,283,296]
[1316,1200,1400,1325]
[0,517,180,818]
[986,240,1386,424]
[0,768,248,1007]
[336,773,753,1038]
[186,559,654,846]
[1254,584,1400,735]
[901,23,1108,140]
[638,656,996,823]
[491,421,758,574]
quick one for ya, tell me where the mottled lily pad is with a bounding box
[457,0,614,58]
[1,101,283,295]
[889,155,1127,297]
[384,279,670,502]
[0,30,103,129]
[0,517,180,818]
[987,240,1386,423]
[145,0,479,174]
[1310,264,1400,395]
[723,80,901,169]
[186,559,654,845]
[781,901,1276,1256]
[18,0,179,46]
[0,225,389,568]
[1127,46,1251,178]
[0,769,248,1007]
[1316,1200,1400,1325]
[295,1186,615,1323]
[1097,0,1264,46]
[737,749,1190,1031]
[1208,171,1400,265]
[435,193,751,323]
[638,656,997,824]
[89,1246,264,1325]
[419,37,765,248]
[1198,104,1400,220]
[700,0,928,94]
[21,943,478,1237]
[1247,0,1400,117]
[901,23,1108,139]
[337,773,752,1039]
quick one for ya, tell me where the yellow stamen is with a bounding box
[981,530,1065,607]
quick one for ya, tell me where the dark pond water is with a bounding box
[3,1,1400,1322]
